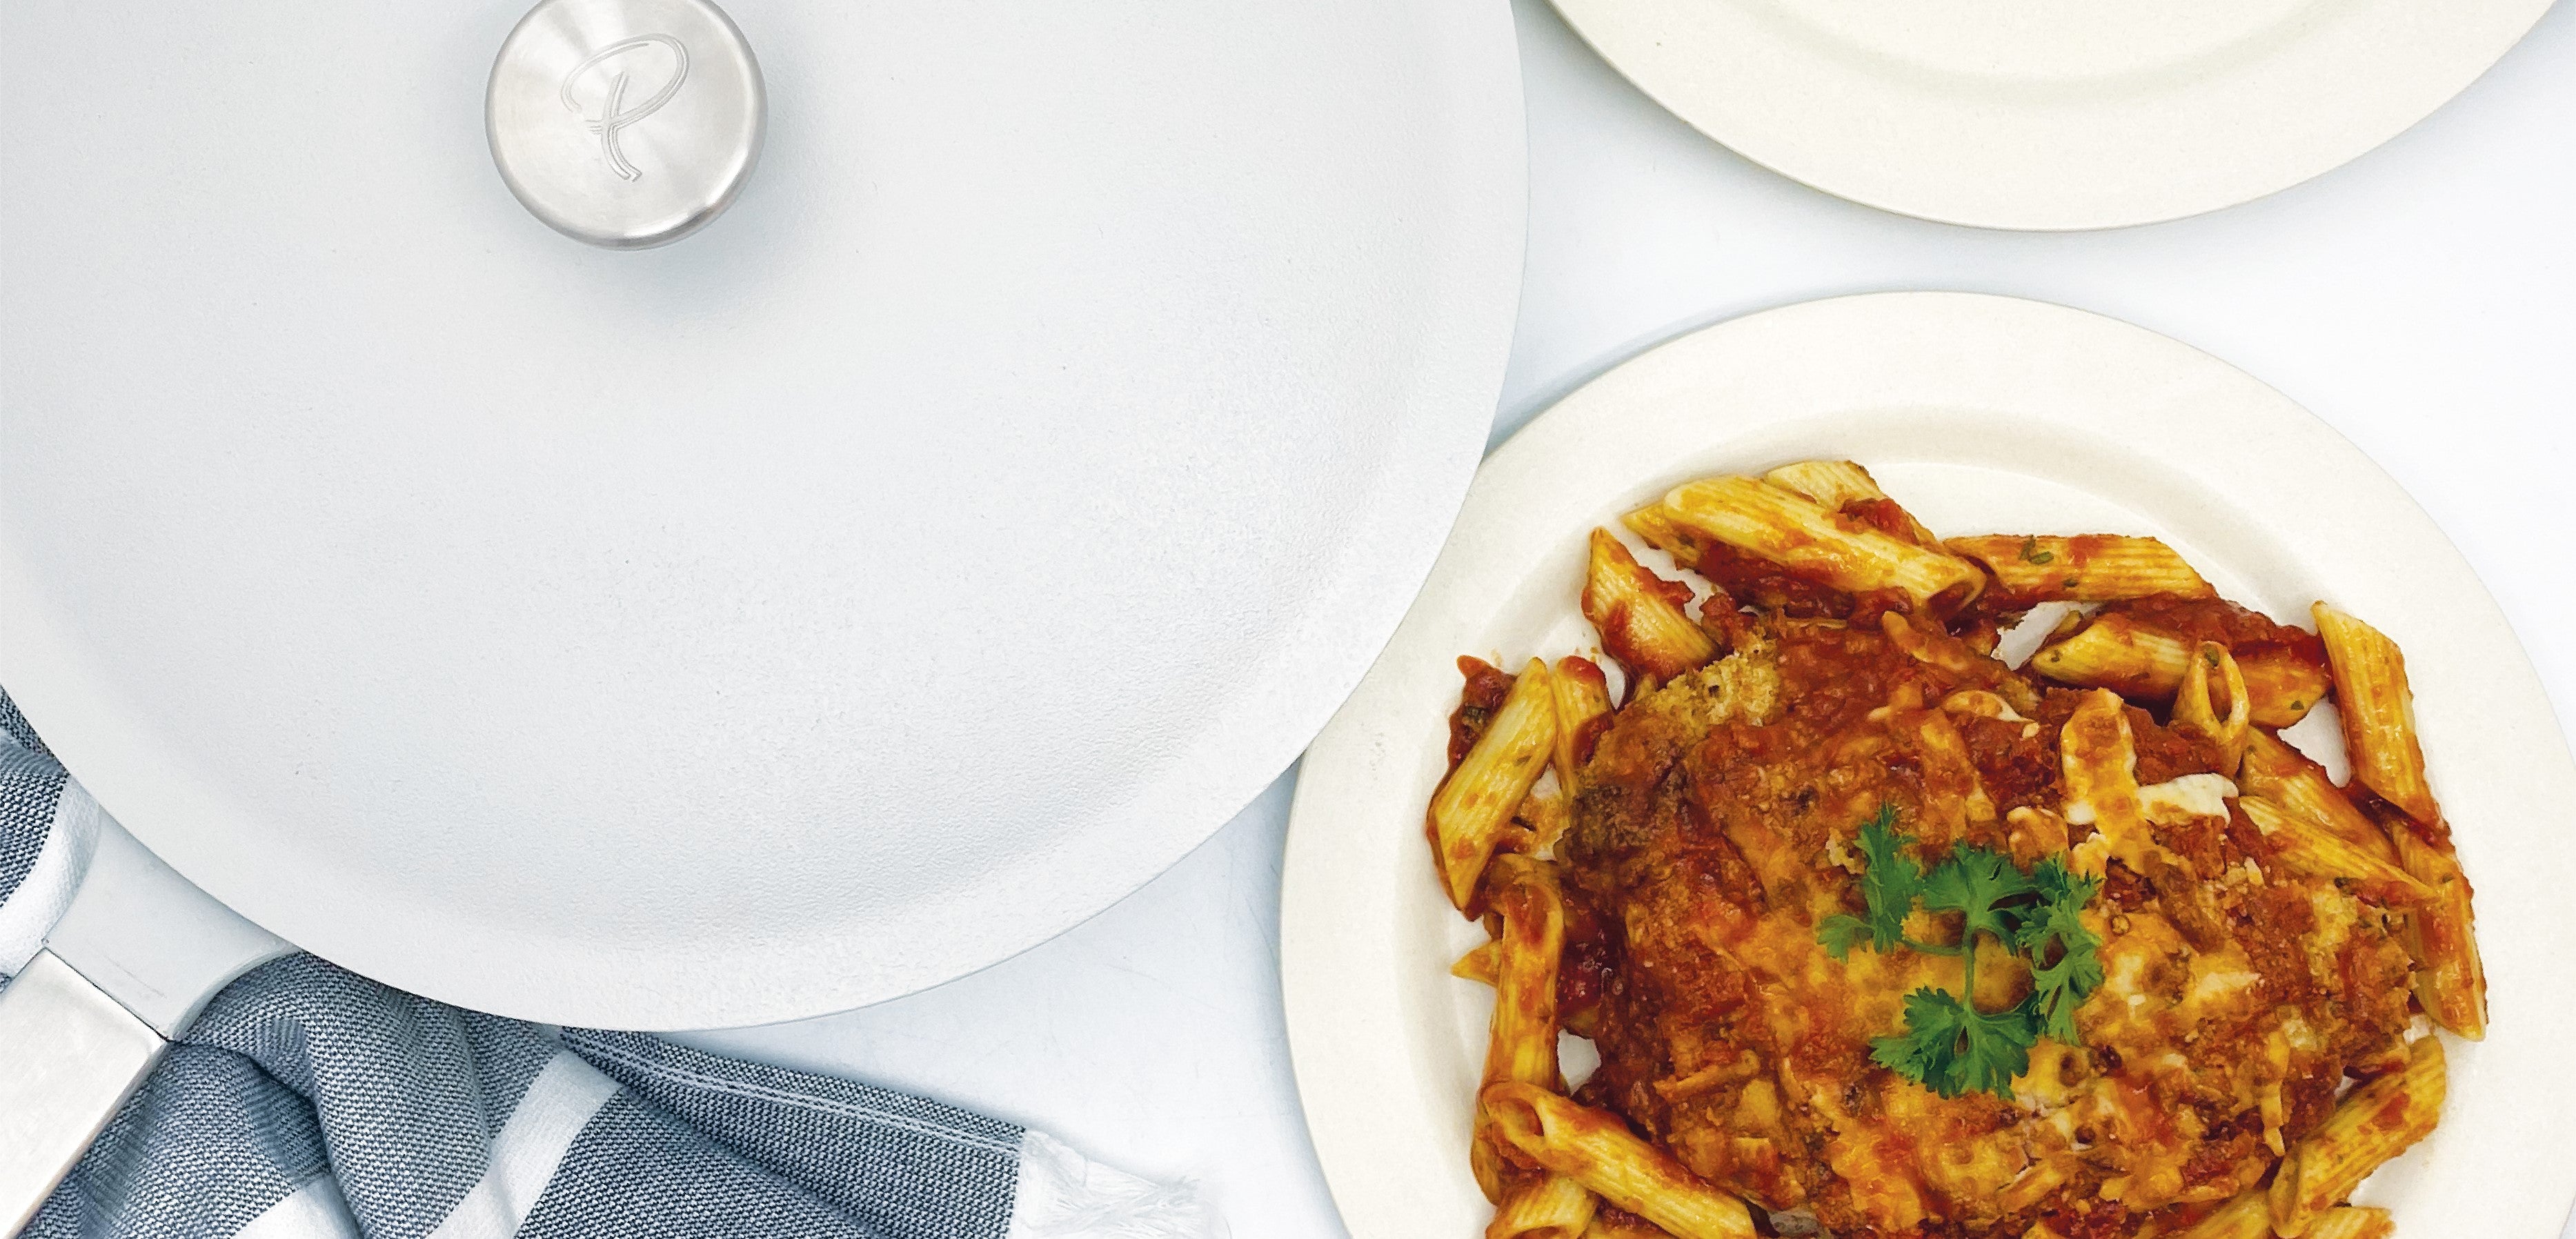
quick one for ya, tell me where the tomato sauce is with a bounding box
[1547,606,2416,1238]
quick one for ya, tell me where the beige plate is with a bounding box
[1281,292,2576,1237]
[1548,0,2554,230]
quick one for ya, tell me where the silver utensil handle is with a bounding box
[0,949,168,1238]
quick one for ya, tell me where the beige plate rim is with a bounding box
[1544,0,2555,230]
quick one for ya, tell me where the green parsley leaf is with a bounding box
[2025,853,2098,909]
[2015,858,2105,1043]
[1847,806,1923,954]
[1819,806,2105,1100]
[1870,987,2037,1100]
[1920,843,2037,946]
[2017,537,2055,566]
[1816,913,1872,961]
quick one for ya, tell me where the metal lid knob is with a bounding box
[486,0,764,249]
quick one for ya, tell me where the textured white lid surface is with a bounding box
[0,0,1526,1027]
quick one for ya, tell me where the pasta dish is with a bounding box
[1426,462,2484,1239]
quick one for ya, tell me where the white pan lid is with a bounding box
[0,0,1525,1027]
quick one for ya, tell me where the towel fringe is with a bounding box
[1006,1130,1222,1239]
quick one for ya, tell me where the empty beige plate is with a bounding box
[1550,0,2555,229]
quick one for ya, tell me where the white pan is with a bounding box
[0,0,1527,1226]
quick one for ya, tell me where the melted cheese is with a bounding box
[2137,773,2239,824]
[2179,946,2263,1029]
[1554,614,2419,1236]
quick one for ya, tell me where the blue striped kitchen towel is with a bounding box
[0,693,1214,1239]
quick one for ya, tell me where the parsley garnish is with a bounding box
[1874,988,2036,1099]
[2017,857,2106,1043]
[2017,536,2055,565]
[1818,806,1924,955]
[1818,807,2103,1099]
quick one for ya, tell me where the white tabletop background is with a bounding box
[677,1,2576,1234]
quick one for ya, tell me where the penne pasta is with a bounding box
[1761,459,1939,545]
[2312,605,2439,826]
[1621,505,1696,568]
[2032,615,2326,727]
[2171,642,2251,777]
[1454,940,1503,986]
[2388,826,2486,1039]
[1476,1131,1509,1207]
[1651,476,1984,611]
[1581,1209,1678,1239]
[2307,605,2484,1036]
[1472,857,1576,1210]
[1583,530,1718,684]
[1490,1171,1601,1239]
[1945,534,2215,603]
[2237,732,2395,864]
[2032,613,2194,702]
[2299,1207,2395,1239]
[2179,1189,2274,1239]
[2341,1039,2408,1082]
[2268,1036,2444,1236]
[1430,660,1558,909]
[1552,657,1615,793]
[2237,797,2432,907]
[1484,856,1569,1093]
[1482,1082,1757,1239]
[2239,651,2332,728]
[1761,458,1890,513]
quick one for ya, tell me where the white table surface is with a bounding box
[677,1,2576,1234]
